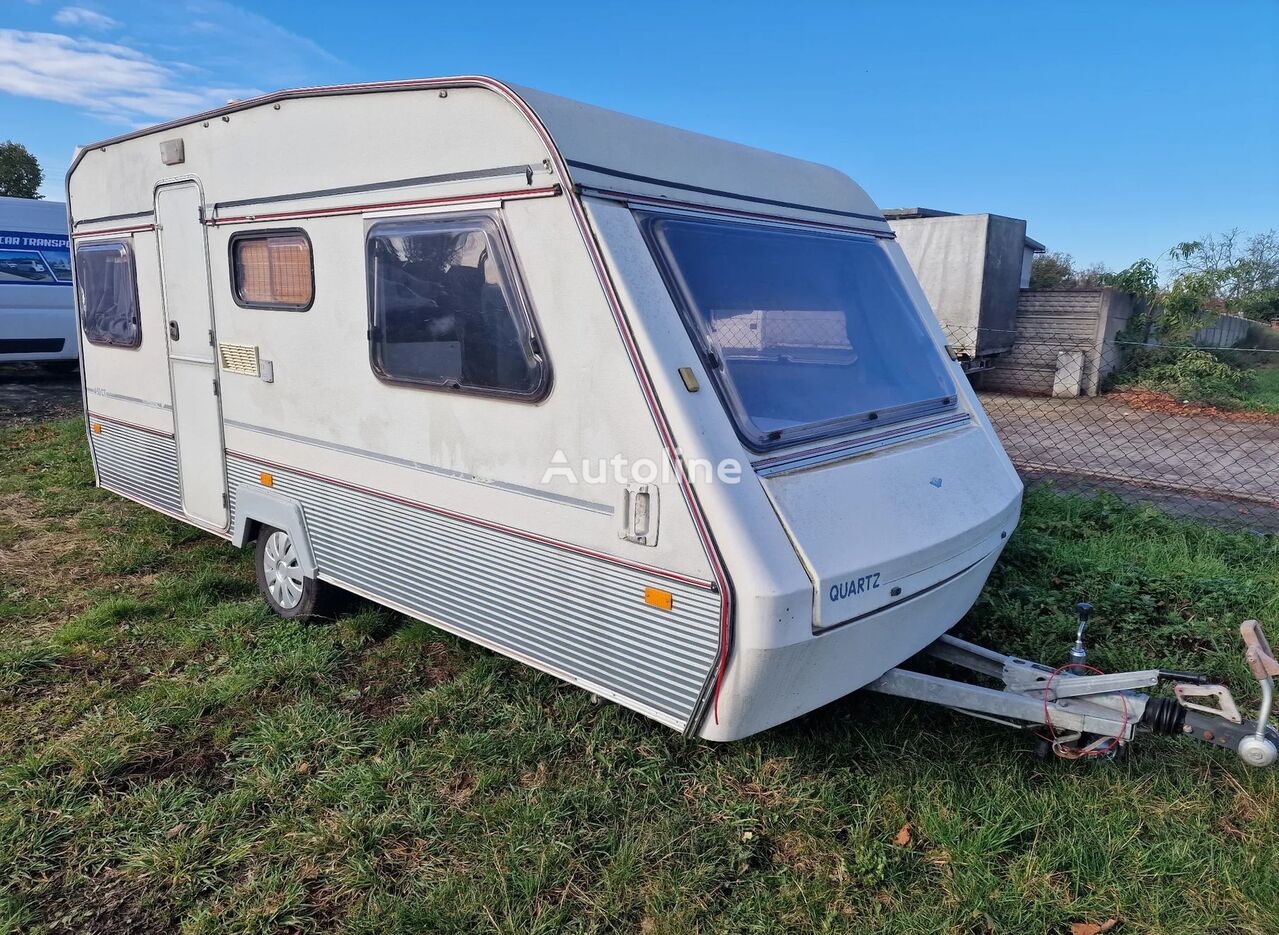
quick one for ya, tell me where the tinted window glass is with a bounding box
[76,241,141,347]
[42,247,72,282]
[232,231,313,309]
[366,216,546,398]
[641,214,956,449]
[0,249,55,283]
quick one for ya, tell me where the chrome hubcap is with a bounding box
[263,530,304,609]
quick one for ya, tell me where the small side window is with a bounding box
[42,247,73,283]
[366,215,548,400]
[230,230,314,311]
[76,240,141,348]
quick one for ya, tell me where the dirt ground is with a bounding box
[980,391,1279,511]
[0,363,82,427]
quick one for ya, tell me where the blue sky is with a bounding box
[1,0,1275,272]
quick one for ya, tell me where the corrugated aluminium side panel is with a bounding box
[89,421,182,513]
[226,457,721,729]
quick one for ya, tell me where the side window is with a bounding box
[76,240,141,348]
[0,249,55,283]
[230,230,314,310]
[42,247,73,283]
[366,215,548,399]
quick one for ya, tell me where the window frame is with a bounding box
[364,211,551,403]
[228,228,316,312]
[636,209,958,453]
[76,239,143,349]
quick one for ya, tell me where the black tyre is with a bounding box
[254,525,331,619]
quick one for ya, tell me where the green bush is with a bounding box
[1134,349,1254,408]
[1236,288,1279,322]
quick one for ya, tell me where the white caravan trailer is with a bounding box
[0,195,77,368]
[66,78,1278,764]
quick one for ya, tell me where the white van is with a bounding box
[0,195,77,369]
[65,78,1277,763]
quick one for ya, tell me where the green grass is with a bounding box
[2,419,1278,934]
[1245,366,1279,413]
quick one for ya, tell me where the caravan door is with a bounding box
[154,180,228,528]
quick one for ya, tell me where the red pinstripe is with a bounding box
[87,411,174,439]
[72,224,155,238]
[225,449,715,590]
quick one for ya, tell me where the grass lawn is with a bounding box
[1245,365,1279,413]
[2,419,1278,934]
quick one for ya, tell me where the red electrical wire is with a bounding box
[1038,662,1130,759]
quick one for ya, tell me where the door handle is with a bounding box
[169,320,180,341]
[618,484,659,546]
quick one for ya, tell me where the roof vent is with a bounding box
[159,139,185,166]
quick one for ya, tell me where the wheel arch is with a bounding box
[230,484,318,578]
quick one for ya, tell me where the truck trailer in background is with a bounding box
[0,195,77,370]
[884,207,1043,372]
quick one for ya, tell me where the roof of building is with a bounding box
[882,207,1045,252]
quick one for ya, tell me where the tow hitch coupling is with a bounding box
[867,616,1279,768]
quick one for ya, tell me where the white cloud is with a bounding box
[0,29,255,123]
[52,6,120,30]
[177,0,344,79]
[0,2,344,132]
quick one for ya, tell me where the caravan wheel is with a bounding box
[255,526,330,619]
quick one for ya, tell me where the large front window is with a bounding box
[640,213,957,450]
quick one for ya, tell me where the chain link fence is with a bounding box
[698,299,1279,530]
[956,318,1279,531]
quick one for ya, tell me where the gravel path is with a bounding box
[0,364,82,428]
[980,392,1279,507]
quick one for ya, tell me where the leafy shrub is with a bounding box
[1133,349,1254,408]
[1236,287,1279,322]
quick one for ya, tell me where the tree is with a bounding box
[1028,251,1076,289]
[0,141,44,198]
[1098,258,1158,298]
[1029,252,1114,290]
[1167,230,1279,320]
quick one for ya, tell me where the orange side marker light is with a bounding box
[644,587,673,611]
[91,423,101,433]
[259,472,273,486]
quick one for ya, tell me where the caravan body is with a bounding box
[0,195,77,366]
[66,78,1021,740]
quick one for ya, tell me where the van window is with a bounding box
[231,230,314,310]
[0,249,56,283]
[43,248,73,282]
[365,215,547,399]
[76,241,141,348]
[640,213,957,450]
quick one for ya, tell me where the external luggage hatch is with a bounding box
[761,424,1022,631]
